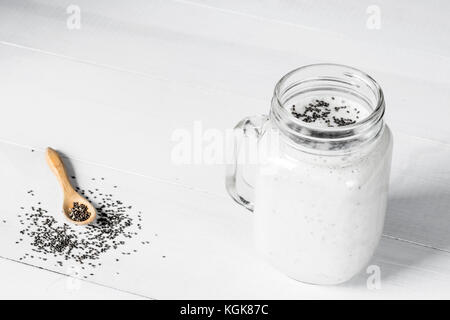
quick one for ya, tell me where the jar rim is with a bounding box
[273,63,385,134]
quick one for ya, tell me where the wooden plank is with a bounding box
[386,134,450,250]
[0,1,450,143]
[0,142,449,298]
[0,0,449,298]
[0,45,448,252]
[1,0,449,84]
[182,0,450,58]
[0,257,147,299]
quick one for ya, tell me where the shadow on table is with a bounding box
[344,187,450,289]
[56,150,102,209]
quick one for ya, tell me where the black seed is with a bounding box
[68,202,91,222]
[16,182,151,279]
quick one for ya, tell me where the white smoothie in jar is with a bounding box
[254,94,393,285]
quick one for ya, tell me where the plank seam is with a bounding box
[0,255,153,300]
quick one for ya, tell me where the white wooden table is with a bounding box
[0,0,449,299]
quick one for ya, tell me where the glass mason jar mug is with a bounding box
[226,64,393,285]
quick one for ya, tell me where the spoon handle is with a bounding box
[46,147,74,194]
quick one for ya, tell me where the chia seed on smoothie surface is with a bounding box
[290,96,367,128]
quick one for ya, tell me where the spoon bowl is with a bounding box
[62,191,97,226]
[46,147,97,226]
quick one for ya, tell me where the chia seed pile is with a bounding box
[290,97,362,127]
[13,177,153,278]
[68,202,91,222]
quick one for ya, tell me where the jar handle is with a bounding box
[226,114,269,212]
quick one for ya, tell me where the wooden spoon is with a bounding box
[46,147,97,225]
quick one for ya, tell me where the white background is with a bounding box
[0,0,449,299]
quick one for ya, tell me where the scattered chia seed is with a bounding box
[332,116,356,127]
[14,179,152,278]
[290,97,359,127]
